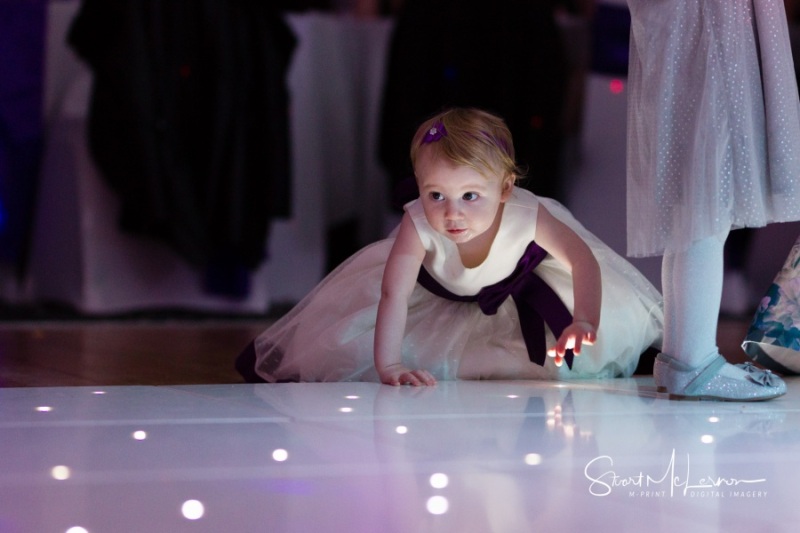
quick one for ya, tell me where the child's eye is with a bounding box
[463,192,479,201]
[429,192,444,201]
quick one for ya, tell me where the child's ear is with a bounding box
[500,175,514,201]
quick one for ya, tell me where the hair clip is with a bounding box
[422,122,447,144]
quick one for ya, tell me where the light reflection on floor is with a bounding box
[1,378,799,532]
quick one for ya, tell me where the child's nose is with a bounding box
[444,200,461,219]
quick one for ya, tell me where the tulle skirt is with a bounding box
[248,198,664,383]
[626,0,800,257]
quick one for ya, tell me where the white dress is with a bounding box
[247,188,663,383]
[626,0,800,257]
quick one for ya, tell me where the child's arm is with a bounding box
[374,213,437,386]
[533,204,601,367]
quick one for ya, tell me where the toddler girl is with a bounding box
[238,108,662,385]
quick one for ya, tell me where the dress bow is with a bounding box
[417,241,575,368]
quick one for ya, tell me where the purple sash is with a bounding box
[416,241,575,368]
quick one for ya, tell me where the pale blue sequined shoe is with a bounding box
[653,352,786,401]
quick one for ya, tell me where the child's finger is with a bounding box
[575,331,594,354]
[419,370,436,386]
[414,371,436,386]
[547,347,564,367]
[402,373,421,386]
[389,370,411,386]
[577,330,597,352]
[564,336,576,350]
[572,338,582,355]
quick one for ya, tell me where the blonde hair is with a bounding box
[410,108,522,185]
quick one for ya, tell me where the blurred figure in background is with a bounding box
[69,1,296,299]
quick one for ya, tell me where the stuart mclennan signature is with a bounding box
[584,449,766,497]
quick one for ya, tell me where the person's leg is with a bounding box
[662,233,725,367]
[655,232,786,400]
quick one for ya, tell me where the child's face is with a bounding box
[415,150,512,245]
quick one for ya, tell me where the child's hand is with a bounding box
[547,320,597,367]
[379,363,437,386]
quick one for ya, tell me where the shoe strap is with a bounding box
[684,354,727,396]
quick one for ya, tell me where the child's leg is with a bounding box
[656,231,785,400]
[661,232,726,366]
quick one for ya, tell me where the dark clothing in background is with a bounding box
[379,0,567,204]
[68,0,296,296]
[0,0,45,274]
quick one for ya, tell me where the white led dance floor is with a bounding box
[1,378,799,532]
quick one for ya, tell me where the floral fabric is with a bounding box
[743,236,800,374]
